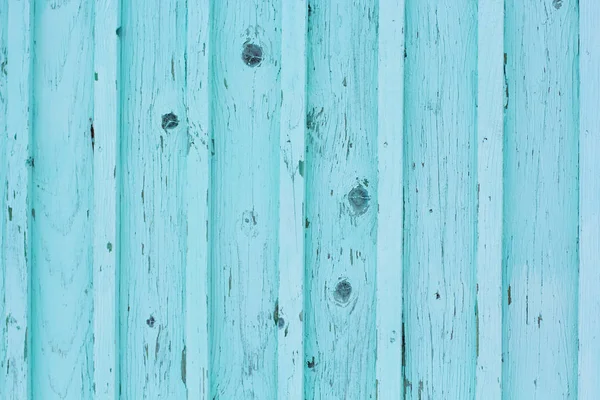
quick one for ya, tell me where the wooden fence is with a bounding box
[1,0,599,398]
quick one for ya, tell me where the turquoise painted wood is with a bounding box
[0,1,599,399]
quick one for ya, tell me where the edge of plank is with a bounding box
[92,0,120,398]
[475,1,504,398]
[376,0,405,398]
[578,0,600,397]
[185,1,211,398]
[278,0,306,398]
[2,0,33,398]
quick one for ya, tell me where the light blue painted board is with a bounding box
[30,1,94,397]
[208,1,281,398]
[403,0,478,398]
[304,1,378,398]
[503,0,579,397]
[92,0,119,398]
[578,0,600,397]
[476,0,503,398]
[376,0,404,398]
[278,0,306,398]
[1,1,33,399]
[185,0,210,398]
[119,1,188,398]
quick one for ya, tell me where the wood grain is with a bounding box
[185,0,211,398]
[403,0,478,398]
[208,1,281,398]
[1,0,33,398]
[503,0,579,397]
[304,1,378,398]
[92,0,119,397]
[376,0,404,398]
[578,0,600,397]
[278,0,306,399]
[31,1,95,397]
[476,0,504,398]
[119,0,188,397]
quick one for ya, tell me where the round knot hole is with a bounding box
[162,113,179,130]
[242,43,263,67]
[334,279,352,304]
[348,184,370,216]
[146,315,156,328]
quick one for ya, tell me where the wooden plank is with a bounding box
[475,1,504,399]
[403,0,478,398]
[1,0,32,398]
[278,0,306,399]
[304,1,378,398]
[502,0,579,397]
[30,1,95,397]
[92,0,119,398]
[578,0,600,397]
[185,0,210,398]
[375,0,404,398]
[208,1,281,398]
[119,0,188,398]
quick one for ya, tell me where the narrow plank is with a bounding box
[403,0,478,398]
[208,1,281,397]
[119,0,188,397]
[475,0,504,398]
[375,0,404,398]
[92,0,119,397]
[278,0,306,398]
[578,0,600,397]
[304,1,378,398]
[31,1,95,397]
[185,0,211,398]
[502,0,579,398]
[1,0,32,398]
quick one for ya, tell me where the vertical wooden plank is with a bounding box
[185,0,210,398]
[31,0,94,397]
[119,0,187,398]
[376,0,404,398]
[208,1,281,398]
[578,0,600,397]
[503,0,579,398]
[475,0,503,399]
[403,0,478,398]
[278,0,306,399]
[1,0,32,399]
[93,0,119,398]
[304,1,378,398]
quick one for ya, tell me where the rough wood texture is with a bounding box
[376,0,404,398]
[185,0,210,398]
[208,1,281,398]
[1,1,32,399]
[278,0,306,399]
[92,0,119,397]
[305,1,378,398]
[503,0,579,397]
[578,0,600,397]
[119,0,188,398]
[476,1,504,398]
[403,0,478,398]
[2,1,600,399]
[31,1,95,397]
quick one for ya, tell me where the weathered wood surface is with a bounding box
[0,1,598,399]
[503,0,579,398]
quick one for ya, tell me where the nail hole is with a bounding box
[552,0,562,9]
[334,279,352,304]
[348,184,370,216]
[277,318,285,329]
[242,42,263,67]
[161,113,179,130]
